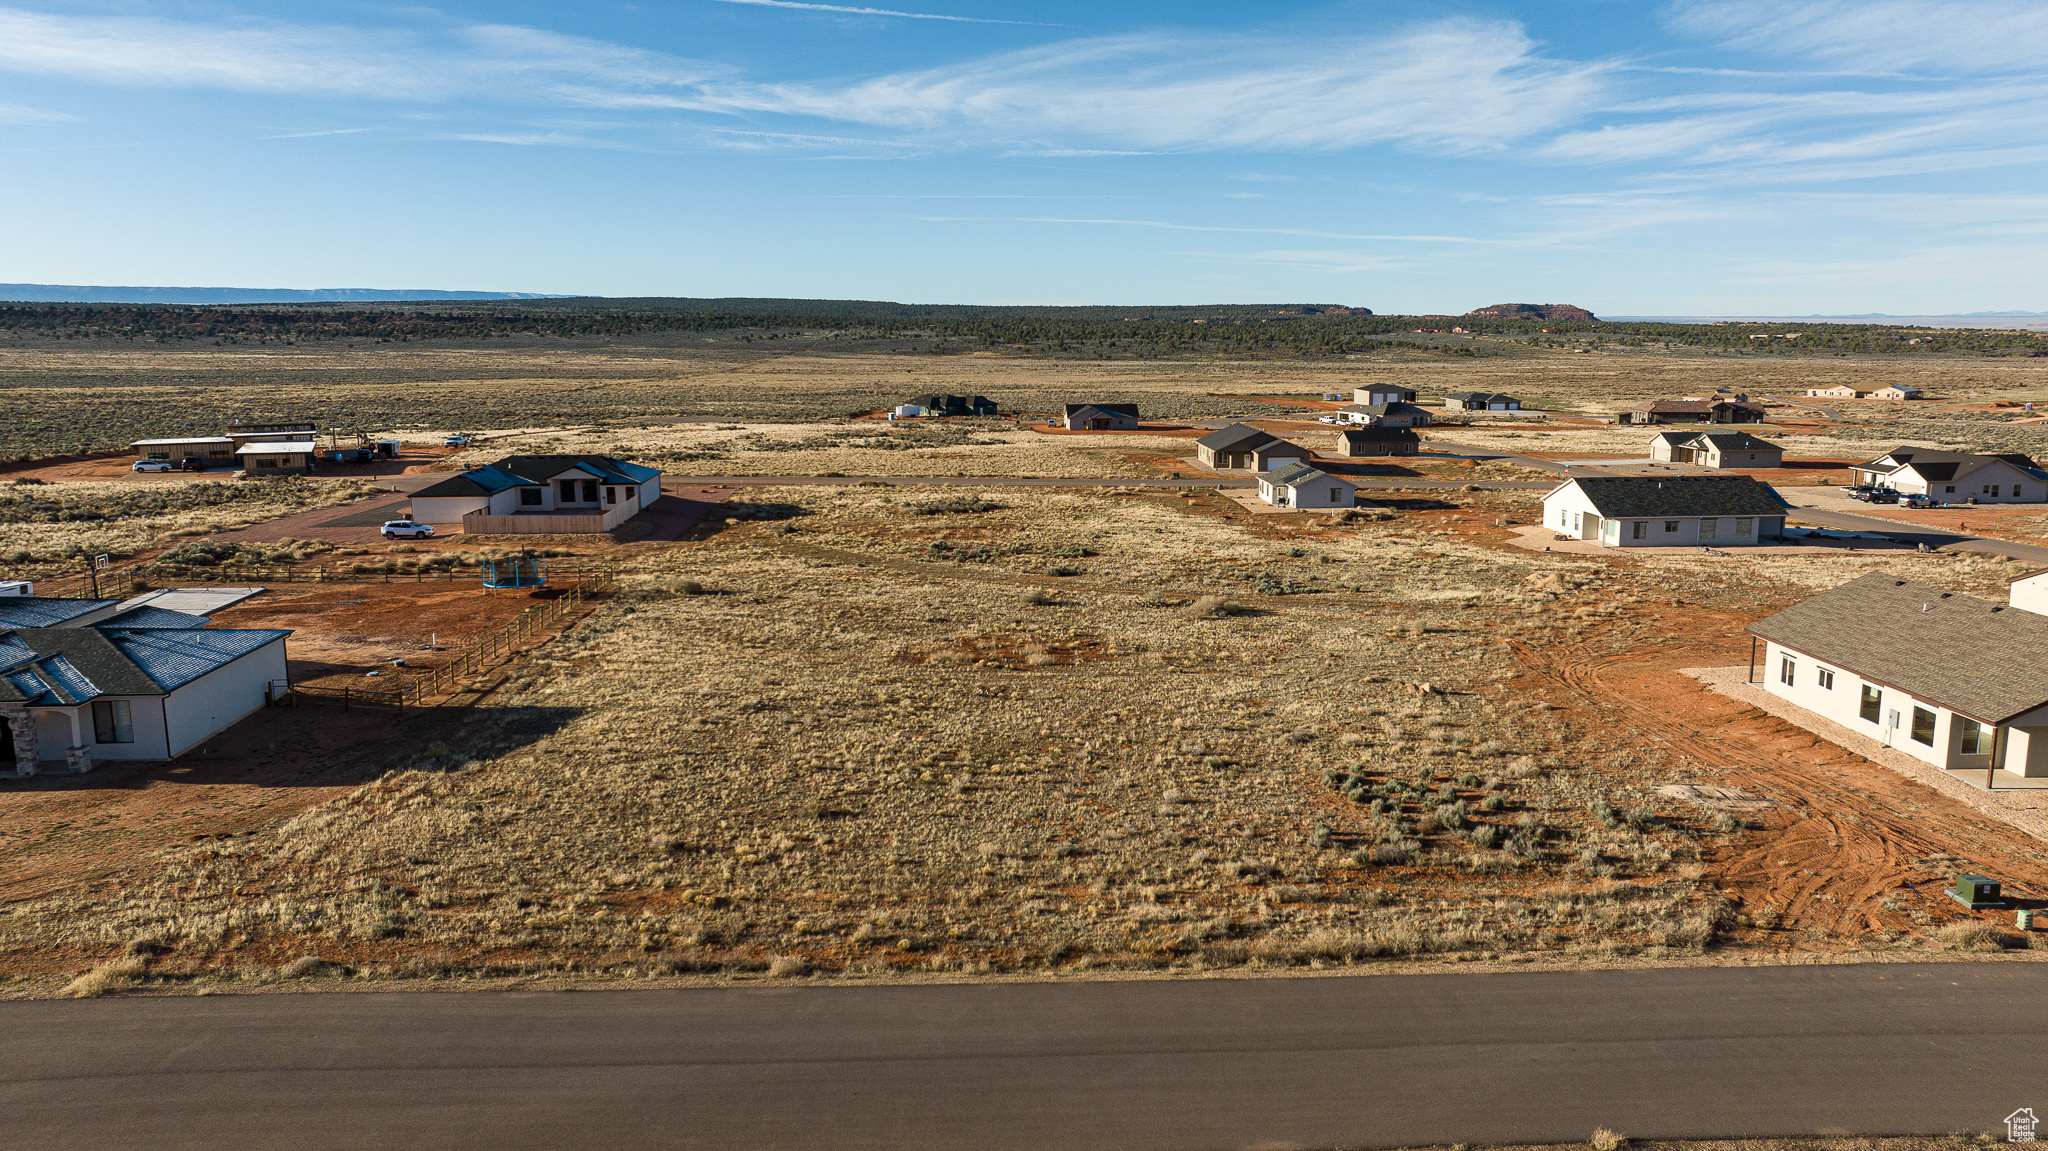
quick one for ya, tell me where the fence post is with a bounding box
[344,687,351,712]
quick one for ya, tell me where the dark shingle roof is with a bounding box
[1691,431,1782,452]
[1062,403,1139,418]
[1749,573,2048,722]
[1195,423,1277,451]
[1337,427,1420,443]
[493,456,661,486]
[1355,402,1432,417]
[1559,475,1789,518]
[0,598,116,629]
[3,628,169,699]
[1262,461,1347,487]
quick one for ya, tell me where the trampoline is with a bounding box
[482,556,547,590]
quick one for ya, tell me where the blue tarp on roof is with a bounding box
[101,627,289,691]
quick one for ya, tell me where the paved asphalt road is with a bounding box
[5,964,2045,1150]
[1781,498,2048,565]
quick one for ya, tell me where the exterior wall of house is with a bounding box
[2010,573,2048,617]
[1353,388,1412,405]
[411,493,495,523]
[1699,446,1783,468]
[1649,439,1685,463]
[134,439,235,464]
[84,695,172,760]
[1251,444,1307,471]
[1759,640,2019,773]
[1286,481,1354,509]
[239,451,312,475]
[1337,438,1415,457]
[162,638,287,758]
[1064,412,1138,430]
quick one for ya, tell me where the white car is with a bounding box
[132,460,172,472]
[382,520,435,540]
[444,435,469,447]
[1317,415,1340,424]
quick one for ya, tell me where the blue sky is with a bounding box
[3,0,2046,313]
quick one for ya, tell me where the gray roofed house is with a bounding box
[1332,426,1420,457]
[409,454,666,530]
[1649,429,1785,469]
[1750,572,2048,776]
[1853,447,2047,502]
[1061,403,1140,431]
[1340,402,1433,428]
[1256,461,1356,509]
[1194,423,1306,471]
[1442,391,1522,411]
[1543,474,1788,547]
[95,605,213,630]
[0,620,292,775]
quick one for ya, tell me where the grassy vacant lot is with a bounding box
[12,479,2048,997]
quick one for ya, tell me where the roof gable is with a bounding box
[1195,423,1276,451]
[1750,573,2048,722]
[0,598,117,630]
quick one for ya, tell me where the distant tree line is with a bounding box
[0,301,2040,359]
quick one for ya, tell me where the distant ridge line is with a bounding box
[0,284,576,304]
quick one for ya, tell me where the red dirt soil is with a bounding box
[1511,621,2048,948]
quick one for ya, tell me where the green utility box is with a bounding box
[1949,874,2003,909]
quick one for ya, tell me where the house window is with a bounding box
[1945,486,1955,493]
[559,480,578,503]
[1817,668,1834,690]
[606,487,618,505]
[1664,521,1679,533]
[2015,486,2025,499]
[1910,705,1936,746]
[1700,519,1717,539]
[1959,717,1988,755]
[1859,684,1881,723]
[583,480,599,502]
[1329,488,1342,503]
[92,700,133,744]
[1735,518,1753,538]
[1631,521,1646,539]
[1780,656,1796,686]
[520,488,542,506]
[1984,485,1996,496]
[1559,508,1569,527]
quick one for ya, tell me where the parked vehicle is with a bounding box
[381,520,435,540]
[132,460,171,472]
[1317,415,1340,424]
[1867,489,1900,504]
[443,435,469,447]
[1902,494,1936,508]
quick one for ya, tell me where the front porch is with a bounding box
[0,704,94,776]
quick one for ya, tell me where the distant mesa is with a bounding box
[1464,303,1599,322]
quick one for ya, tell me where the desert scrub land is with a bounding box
[444,419,1199,478]
[6,335,2048,463]
[0,475,377,579]
[12,485,2048,995]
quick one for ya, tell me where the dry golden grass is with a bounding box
[4,484,1971,989]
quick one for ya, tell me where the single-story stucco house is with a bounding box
[1750,572,2048,776]
[1331,427,1420,457]
[1061,403,1139,431]
[1194,424,1308,472]
[1256,462,1355,509]
[410,455,664,530]
[1542,474,1788,547]
[1,605,289,775]
[1649,430,1785,469]
[1442,391,1521,411]
[1851,448,2045,502]
[1626,399,1767,425]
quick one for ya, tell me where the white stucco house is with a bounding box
[1648,430,1785,469]
[410,455,664,529]
[1542,474,1789,547]
[1751,572,2048,776]
[1,604,289,775]
[1851,447,2045,502]
[1255,461,1356,509]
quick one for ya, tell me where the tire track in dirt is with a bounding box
[1513,638,2048,941]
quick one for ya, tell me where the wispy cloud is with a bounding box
[1665,0,2048,74]
[0,100,72,124]
[706,0,1054,26]
[907,215,1492,243]
[262,126,373,138]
